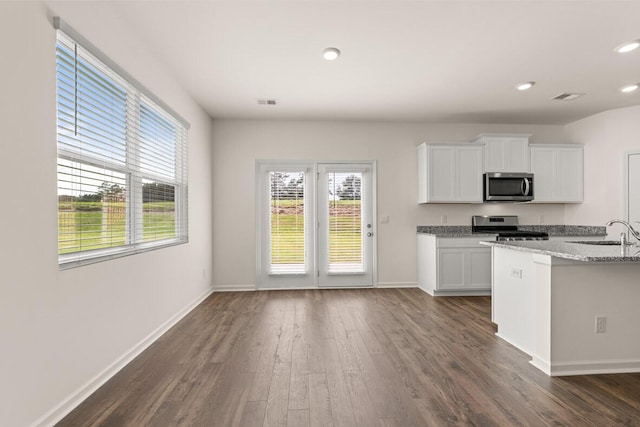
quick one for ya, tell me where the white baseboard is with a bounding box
[32,287,215,427]
[214,284,418,291]
[376,282,418,288]
[213,284,256,292]
[530,355,552,376]
[417,286,490,297]
[537,358,640,377]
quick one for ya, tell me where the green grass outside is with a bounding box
[58,201,176,254]
[270,199,362,265]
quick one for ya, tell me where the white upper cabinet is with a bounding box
[530,144,584,203]
[473,134,530,172]
[418,143,483,203]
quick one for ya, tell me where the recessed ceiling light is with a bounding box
[515,81,535,91]
[620,84,639,93]
[615,40,640,53]
[322,47,341,61]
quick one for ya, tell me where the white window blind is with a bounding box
[269,171,306,274]
[55,20,188,269]
[326,171,364,273]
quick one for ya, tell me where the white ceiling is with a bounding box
[111,0,640,125]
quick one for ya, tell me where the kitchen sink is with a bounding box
[567,240,633,246]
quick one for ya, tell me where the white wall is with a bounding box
[211,120,566,289]
[564,105,640,228]
[0,2,213,426]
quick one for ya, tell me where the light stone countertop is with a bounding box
[416,225,606,238]
[480,240,640,263]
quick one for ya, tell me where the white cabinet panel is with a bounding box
[417,143,483,203]
[468,249,492,288]
[418,235,492,296]
[438,249,466,289]
[530,148,555,201]
[473,134,530,173]
[458,147,484,201]
[530,144,583,203]
[429,146,456,201]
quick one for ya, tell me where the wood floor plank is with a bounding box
[239,401,267,427]
[286,409,310,427]
[263,362,292,427]
[56,289,640,427]
[377,418,403,427]
[289,369,309,411]
[320,338,357,427]
[275,298,296,364]
[247,305,285,402]
[308,373,333,427]
[327,304,361,372]
[343,370,379,427]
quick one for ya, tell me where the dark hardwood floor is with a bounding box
[57,288,640,426]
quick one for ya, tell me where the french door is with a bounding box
[317,163,374,287]
[256,161,375,289]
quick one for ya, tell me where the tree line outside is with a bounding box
[270,172,362,200]
[58,182,176,254]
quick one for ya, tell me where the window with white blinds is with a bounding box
[269,171,306,274]
[55,21,188,269]
[326,171,364,273]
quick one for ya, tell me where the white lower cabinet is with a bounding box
[418,235,492,296]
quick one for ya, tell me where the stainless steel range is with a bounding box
[472,215,549,241]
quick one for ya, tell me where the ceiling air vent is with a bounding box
[552,93,585,101]
[257,99,277,106]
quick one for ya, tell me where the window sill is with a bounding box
[58,238,188,270]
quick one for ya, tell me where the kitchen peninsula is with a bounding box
[417,219,604,297]
[483,240,640,376]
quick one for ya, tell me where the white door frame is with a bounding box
[255,160,377,289]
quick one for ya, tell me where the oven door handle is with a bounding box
[522,178,531,196]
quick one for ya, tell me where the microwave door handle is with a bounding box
[523,178,530,196]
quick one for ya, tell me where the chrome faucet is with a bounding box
[606,219,640,242]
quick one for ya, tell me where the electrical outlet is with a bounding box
[381,216,390,224]
[539,215,545,224]
[510,268,523,279]
[595,316,607,333]
[441,215,447,224]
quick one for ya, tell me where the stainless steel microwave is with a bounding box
[483,172,534,202]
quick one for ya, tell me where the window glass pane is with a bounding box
[57,159,127,254]
[142,180,176,241]
[56,40,127,165]
[327,172,363,273]
[140,102,176,179]
[270,171,305,274]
